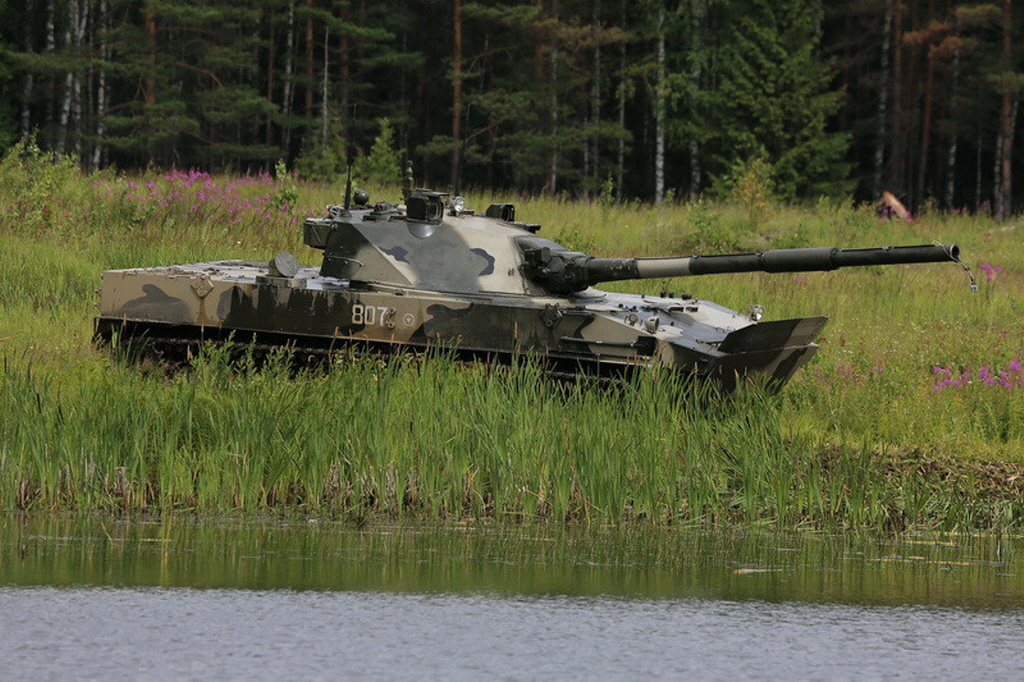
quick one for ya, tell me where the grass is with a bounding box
[0,144,1022,530]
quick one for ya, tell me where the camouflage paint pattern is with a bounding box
[95,191,959,391]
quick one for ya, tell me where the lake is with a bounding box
[1,514,1022,680]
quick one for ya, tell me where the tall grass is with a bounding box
[0,149,1022,529]
[1,348,1020,530]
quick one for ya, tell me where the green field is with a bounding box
[1,145,1022,530]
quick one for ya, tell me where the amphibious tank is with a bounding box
[94,179,970,391]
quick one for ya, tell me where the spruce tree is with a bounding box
[694,0,851,200]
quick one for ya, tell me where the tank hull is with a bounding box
[94,259,825,391]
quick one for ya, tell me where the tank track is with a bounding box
[93,318,624,383]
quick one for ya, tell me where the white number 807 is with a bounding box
[352,303,392,327]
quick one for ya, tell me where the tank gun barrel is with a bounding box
[518,239,961,294]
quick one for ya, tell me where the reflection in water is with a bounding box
[1,515,1023,680]
[1,513,1021,607]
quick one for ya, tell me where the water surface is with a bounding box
[2,515,1022,680]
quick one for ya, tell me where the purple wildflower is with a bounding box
[978,262,1001,282]
[932,359,1024,391]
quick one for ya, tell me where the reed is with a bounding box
[0,156,1021,529]
[1,348,1019,530]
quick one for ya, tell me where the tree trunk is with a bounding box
[265,2,277,146]
[304,0,314,117]
[19,0,34,144]
[615,0,626,203]
[451,0,463,191]
[282,0,295,155]
[995,94,1019,220]
[689,0,707,201]
[58,1,76,155]
[484,29,496,189]
[340,3,350,116]
[46,0,56,141]
[548,42,559,196]
[976,128,983,212]
[888,0,905,192]
[944,47,959,210]
[587,0,602,198]
[654,2,665,204]
[904,0,920,201]
[873,2,892,198]
[321,26,329,150]
[539,0,559,196]
[144,0,157,163]
[92,0,109,170]
[916,45,936,206]
[71,0,88,161]
[994,0,1016,221]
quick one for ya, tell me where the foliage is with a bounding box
[0,135,79,230]
[676,199,744,252]
[353,118,403,190]
[692,0,852,201]
[717,156,775,211]
[294,122,349,183]
[1,0,1023,210]
[269,160,299,212]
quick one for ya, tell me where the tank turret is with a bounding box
[301,189,964,297]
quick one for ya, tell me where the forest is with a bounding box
[0,0,1021,216]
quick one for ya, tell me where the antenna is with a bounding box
[453,104,470,199]
[402,159,414,201]
[343,105,356,212]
